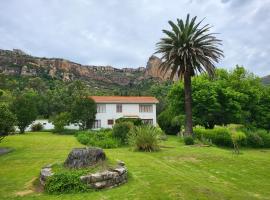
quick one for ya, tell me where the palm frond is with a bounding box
[155,14,223,80]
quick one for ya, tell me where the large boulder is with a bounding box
[64,147,106,169]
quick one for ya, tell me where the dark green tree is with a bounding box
[11,91,38,133]
[0,104,17,142]
[155,14,223,136]
[70,97,96,130]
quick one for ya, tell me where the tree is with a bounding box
[0,104,17,142]
[70,97,96,130]
[11,91,38,133]
[51,112,71,133]
[155,14,223,136]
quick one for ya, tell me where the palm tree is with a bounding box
[155,14,223,136]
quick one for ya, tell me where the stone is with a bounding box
[80,165,128,189]
[64,147,106,169]
[40,166,54,186]
[117,160,125,166]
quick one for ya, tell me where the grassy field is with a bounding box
[0,132,270,200]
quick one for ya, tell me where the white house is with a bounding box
[90,96,159,129]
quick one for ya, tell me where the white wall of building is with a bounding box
[95,103,157,129]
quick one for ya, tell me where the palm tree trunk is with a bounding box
[184,70,193,136]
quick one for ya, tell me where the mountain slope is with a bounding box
[0,49,171,88]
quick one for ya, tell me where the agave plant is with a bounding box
[156,14,223,136]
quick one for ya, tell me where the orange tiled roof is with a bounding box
[90,96,159,103]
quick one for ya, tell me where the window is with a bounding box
[108,119,114,125]
[116,104,122,113]
[93,120,101,129]
[142,119,153,125]
[139,104,153,113]
[97,104,106,113]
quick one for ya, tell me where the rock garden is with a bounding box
[40,147,128,194]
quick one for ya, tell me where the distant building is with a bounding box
[90,96,159,129]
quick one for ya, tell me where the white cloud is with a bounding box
[0,0,269,76]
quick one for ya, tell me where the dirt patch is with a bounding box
[15,177,44,197]
[16,190,33,196]
[0,148,13,156]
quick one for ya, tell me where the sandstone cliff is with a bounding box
[0,49,172,86]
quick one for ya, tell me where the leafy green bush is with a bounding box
[157,110,183,135]
[30,123,43,131]
[76,129,120,148]
[128,125,160,152]
[45,171,88,194]
[194,127,232,147]
[257,129,270,148]
[245,132,264,148]
[115,117,142,126]
[213,128,232,147]
[51,112,71,133]
[112,122,134,144]
[0,104,17,142]
[184,136,194,145]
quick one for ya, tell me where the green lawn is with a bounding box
[1,132,270,200]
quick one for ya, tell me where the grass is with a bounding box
[0,132,270,200]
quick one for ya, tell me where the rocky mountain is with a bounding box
[0,49,171,88]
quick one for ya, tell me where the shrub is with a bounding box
[112,122,134,144]
[115,117,142,126]
[76,129,120,149]
[51,112,71,133]
[0,104,17,142]
[128,125,160,152]
[30,123,43,131]
[194,127,232,147]
[45,171,88,194]
[213,128,232,147]
[184,136,194,145]
[257,129,270,148]
[157,110,183,135]
[245,132,264,148]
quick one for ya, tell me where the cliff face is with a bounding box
[0,49,172,86]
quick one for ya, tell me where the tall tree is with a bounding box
[11,91,38,133]
[70,97,96,130]
[156,14,223,136]
[0,104,17,142]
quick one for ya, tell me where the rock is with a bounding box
[117,160,125,166]
[40,166,54,186]
[80,165,128,189]
[64,147,106,169]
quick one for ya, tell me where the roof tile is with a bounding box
[90,96,159,103]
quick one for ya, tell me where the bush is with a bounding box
[45,171,88,194]
[184,136,194,145]
[115,117,142,126]
[194,126,232,147]
[51,112,71,133]
[245,132,264,148]
[76,129,120,149]
[128,125,160,152]
[257,129,270,148]
[0,104,17,142]
[112,122,134,144]
[157,109,183,135]
[30,123,43,131]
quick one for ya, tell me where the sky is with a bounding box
[0,0,269,76]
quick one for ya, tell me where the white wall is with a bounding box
[95,103,157,129]
[19,119,80,132]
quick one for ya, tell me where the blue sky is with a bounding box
[0,0,269,76]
